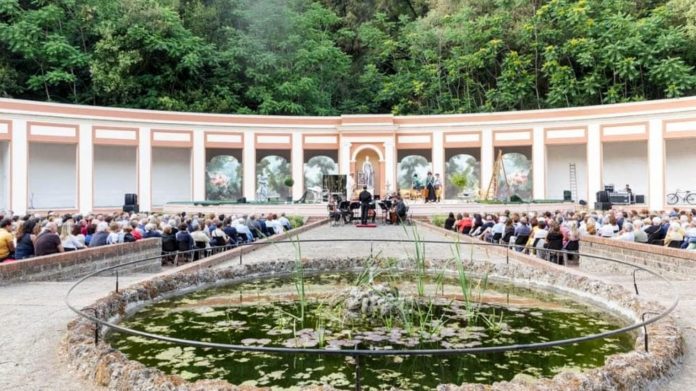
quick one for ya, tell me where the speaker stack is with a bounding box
[595,190,611,211]
[563,190,572,202]
[123,193,139,213]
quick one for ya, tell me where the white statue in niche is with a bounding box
[256,174,269,202]
[362,156,374,188]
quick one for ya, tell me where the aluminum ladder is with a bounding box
[569,163,578,202]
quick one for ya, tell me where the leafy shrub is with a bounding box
[431,215,447,227]
[287,215,304,229]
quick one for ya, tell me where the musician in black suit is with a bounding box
[359,186,372,224]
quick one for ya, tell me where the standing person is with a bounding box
[434,173,443,203]
[425,172,436,203]
[359,185,372,225]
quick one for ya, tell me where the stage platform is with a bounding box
[162,201,580,218]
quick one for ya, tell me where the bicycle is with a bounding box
[666,189,696,205]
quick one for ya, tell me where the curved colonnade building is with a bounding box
[0,97,695,214]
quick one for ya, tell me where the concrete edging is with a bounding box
[64,238,682,390]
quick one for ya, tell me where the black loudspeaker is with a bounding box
[125,193,138,205]
[123,204,139,213]
[579,200,587,206]
[635,195,645,204]
[596,191,609,203]
[594,202,611,211]
[237,197,247,203]
[563,190,572,201]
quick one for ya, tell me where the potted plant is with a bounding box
[284,177,295,203]
[450,172,469,199]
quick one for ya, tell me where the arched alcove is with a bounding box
[445,154,480,199]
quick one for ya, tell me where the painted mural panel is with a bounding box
[257,155,291,200]
[397,155,431,191]
[445,154,480,199]
[304,155,338,190]
[498,153,533,201]
[206,155,242,200]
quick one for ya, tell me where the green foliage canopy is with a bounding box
[0,0,694,115]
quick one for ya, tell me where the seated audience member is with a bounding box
[0,218,15,261]
[234,219,254,243]
[682,221,696,249]
[473,215,494,238]
[61,222,86,251]
[106,222,122,245]
[84,223,97,246]
[72,224,86,247]
[598,215,618,238]
[514,217,531,239]
[131,221,143,240]
[190,224,210,248]
[267,214,284,235]
[279,213,292,231]
[614,222,635,242]
[444,212,456,231]
[457,213,474,235]
[143,223,162,239]
[161,226,177,253]
[14,218,39,260]
[176,223,195,251]
[471,214,483,234]
[35,222,64,256]
[544,222,564,260]
[501,219,514,244]
[644,217,665,244]
[223,218,239,245]
[664,222,685,248]
[122,226,136,242]
[89,222,110,247]
[633,219,648,243]
[210,222,229,247]
[532,221,549,256]
[490,217,505,242]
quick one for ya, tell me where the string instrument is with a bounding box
[389,206,398,224]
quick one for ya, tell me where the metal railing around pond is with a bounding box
[65,239,679,391]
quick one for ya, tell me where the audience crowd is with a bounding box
[0,211,299,264]
[441,207,696,260]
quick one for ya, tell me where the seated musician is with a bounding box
[327,198,341,223]
[395,196,409,223]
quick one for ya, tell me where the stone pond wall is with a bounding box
[0,238,162,285]
[64,255,682,391]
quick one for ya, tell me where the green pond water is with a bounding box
[108,272,635,390]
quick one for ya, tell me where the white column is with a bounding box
[587,123,602,203]
[648,119,664,210]
[480,129,494,197]
[11,119,27,214]
[339,141,351,175]
[291,132,304,200]
[432,131,445,198]
[78,123,93,214]
[532,126,545,200]
[138,127,152,212]
[243,132,256,200]
[383,140,395,194]
[192,130,206,201]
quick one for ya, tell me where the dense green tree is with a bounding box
[0,0,694,114]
